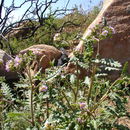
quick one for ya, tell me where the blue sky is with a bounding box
[3,0,102,21]
[56,0,102,11]
[4,0,102,9]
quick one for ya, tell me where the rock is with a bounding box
[0,49,18,80]
[19,44,62,72]
[66,0,130,79]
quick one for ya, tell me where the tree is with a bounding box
[0,0,101,55]
[0,0,72,54]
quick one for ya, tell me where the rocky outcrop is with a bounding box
[0,49,18,80]
[20,44,62,72]
[66,0,130,78]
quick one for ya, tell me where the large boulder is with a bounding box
[0,49,18,80]
[66,0,130,78]
[19,44,62,72]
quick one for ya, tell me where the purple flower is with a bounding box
[101,30,108,36]
[14,56,22,67]
[79,102,86,109]
[39,84,48,92]
[109,26,115,34]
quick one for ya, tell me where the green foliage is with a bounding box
[1,17,130,130]
[121,62,129,76]
[1,82,14,101]
[4,112,30,130]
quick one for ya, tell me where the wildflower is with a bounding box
[79,102,86,109]
[14,56,22,67]
[39,84,48,92]
[101,30,108,36]
[5,60,13,72]
[109,26,115,34]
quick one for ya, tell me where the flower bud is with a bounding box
[39,84,48,92]
[79,102,86,109]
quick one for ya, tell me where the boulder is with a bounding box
[0,49,18,80]
[19,44,62,72]
[66,0,130,78]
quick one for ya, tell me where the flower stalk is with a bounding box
[26,66,35,126]
[75,61,80,102]
[87,65,96,106]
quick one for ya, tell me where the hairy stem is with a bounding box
[75,62,80,102]
[61,90,74,112]
[90,78,121,113]
[46,98,49,118]
[99,78,121,103]
[27,66,35,126]
[65,81,76,103]
[87,65,96,106]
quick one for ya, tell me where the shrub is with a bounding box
[0,24,130,129]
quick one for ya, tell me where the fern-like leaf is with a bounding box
[1,82,14,101]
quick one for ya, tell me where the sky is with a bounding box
[56,0,102,11]
[3,0,102,22]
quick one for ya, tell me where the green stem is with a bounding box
[99,78,121,103]
[27,66,35,126]
[0,99,4,130]
[46,98,49,118]
[75,62,80,102]
[61,91,74,112]
[87,65,96,106]
[65,81,76,103]
[30,84,34,126]
[56,82,74,112]
[87,41,100,106]
[90,78,121,113]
